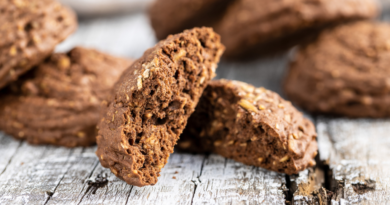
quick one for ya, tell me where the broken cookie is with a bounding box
[96,27,225,187]
[179,79,317,175]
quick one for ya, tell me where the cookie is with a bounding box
[179,80,317,175]
[149,0,232,40]
[0,0,77,89]
[284,21,390,118]
[95,27,225,187]
[0,47,132,147]
[215,0,379,59]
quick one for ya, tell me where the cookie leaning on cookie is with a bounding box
[96,27,225,187]
[216,0,379,59]
[0,47,132,147]
[179,79,317,175]
[0,0,77,89]
[284,21,390,118]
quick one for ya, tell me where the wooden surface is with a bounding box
[1,7,390,205]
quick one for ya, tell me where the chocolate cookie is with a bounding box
[179,80,317,175]
[216,0,379,59]
[284,21,390,118]
[96,27,225,187]
[0,47,132,147]
[0,0,77,89]
[149,0,233,40]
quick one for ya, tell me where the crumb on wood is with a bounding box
[172,176,176,179]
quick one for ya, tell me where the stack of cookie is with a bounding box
[149,0,379,59]
[0,0,133,147]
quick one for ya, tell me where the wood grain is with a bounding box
[317,117,390,204]
[192,155,286,205]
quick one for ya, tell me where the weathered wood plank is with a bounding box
[46,147,99,205]
[0,142,82,204]
[55,12,157,59]
[127,153,205,205]
[0,133,21,176]
[75,163,133,205]
[192,154,286,205]
[317,117,390,204]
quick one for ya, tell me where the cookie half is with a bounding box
[284,21,390,118]
[0,0,77,89]
[0,47,132,147]
[149,0,232,40]
[96,27,225,187]
[216,0,379,59]
[179,79,317,175]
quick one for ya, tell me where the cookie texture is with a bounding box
[216,0,379,59]
[149,0,233,40]
[179,80,317,175]
[284,21,390,118]
[0,47,132,147]
[96,28,225,187]
[0,0,77,89]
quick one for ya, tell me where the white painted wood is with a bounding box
[0,133,21,176]
[127,154,205,205]
[46,148,99,205]
[0,142,82,204]
[192,154,286,205]
[317,117,390,204]
[76,164,133,205]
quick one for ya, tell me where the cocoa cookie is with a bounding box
[284,21,390,118]
[96,27,225,187]
[0,47,132,147]
[0,0,77,89]
[216,0,379,59]
[149,0,233,40]
[179,80,317,175]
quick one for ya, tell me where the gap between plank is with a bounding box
[44,149,76,205]
[190,154,208,205]
[77,160,101,205]
[0,141,22,177]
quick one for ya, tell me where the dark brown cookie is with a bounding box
[0,0,77,89]
[284,21,390,118]
[179,79,317,175]
[149,0,233,40]
[0,47,132,147]
[95,27,225,187]
[215,0,379,59]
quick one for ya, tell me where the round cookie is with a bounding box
[149,0,232,40]
[215,0,379,59]
[96,28,225,187]
[284,21,390,118]
[0,47,132,147]
[0,0,77,89]
[179,79,317,175]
